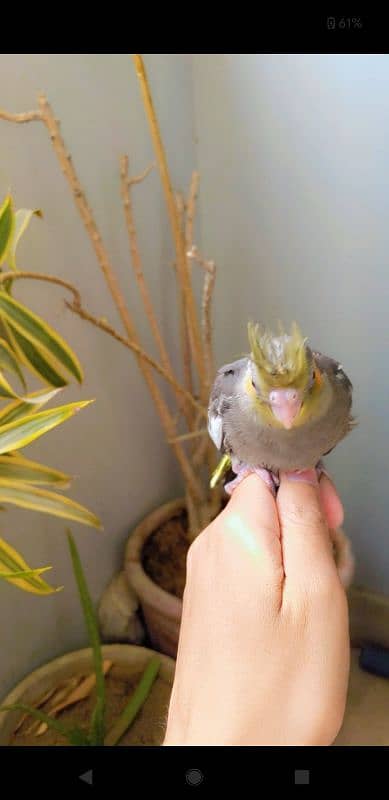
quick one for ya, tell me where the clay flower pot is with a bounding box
[0,644,175,746]
[125,498,355,660]
[125,499,185,659]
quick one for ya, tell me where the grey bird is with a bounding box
[208,322,354,493]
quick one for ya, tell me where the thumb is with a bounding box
[277,469,338,591]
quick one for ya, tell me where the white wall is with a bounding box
[0,54,196,695]
[192,54,389,595]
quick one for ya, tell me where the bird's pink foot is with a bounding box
[224,465,278,496]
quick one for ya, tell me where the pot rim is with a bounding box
[125,498,185,617]
[1,643,174,714]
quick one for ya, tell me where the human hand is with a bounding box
[164,470,350,746]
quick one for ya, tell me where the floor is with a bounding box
[334,649,389,746]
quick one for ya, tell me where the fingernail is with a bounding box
[282,468,319,486]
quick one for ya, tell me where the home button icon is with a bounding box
[185,768,204,786]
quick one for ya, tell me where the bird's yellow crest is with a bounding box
[247,321,311,390]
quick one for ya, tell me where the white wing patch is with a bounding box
[208,412,223,450]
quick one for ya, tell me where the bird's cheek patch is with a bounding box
[314,366,322,388]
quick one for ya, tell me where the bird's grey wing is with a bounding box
[312,350,355,454]
[208,357,248,451]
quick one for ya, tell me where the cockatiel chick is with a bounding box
[208,322,354,494]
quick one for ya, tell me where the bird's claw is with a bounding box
[224,465,278,496]
[224,461,327,496]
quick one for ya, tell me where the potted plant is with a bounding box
[0,531,174,746]
[0,191,100,594]
[0,55,355,659]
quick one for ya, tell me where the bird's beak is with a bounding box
[269,388,302,429]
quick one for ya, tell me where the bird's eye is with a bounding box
[251,380,257,390]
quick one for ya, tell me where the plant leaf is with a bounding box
[0,196,14,266]
[0,481,101,528]
[0,399,93,455]
[0,337,26,389]
[104,656,161,746]
[0,454,71,486]
[67,531,105,745]
[0,369,20,399]
[0,703,84,744]
[0,388,63,426]
[0,536,58,594]
[0,292,83,383]
[5,321,68,388]
[7,208,42,271]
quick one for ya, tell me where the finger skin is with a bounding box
[277,471,340,592]
[218,473,282,577]
[319,475,344,531]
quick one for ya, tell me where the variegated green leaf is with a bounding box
[0,399,93,455]
[0,388,63,426]
[0,369,20,399]
[0,480,101,528]
[0,535,58,594]
[0,337,25,389]
[5,321,68,388]
[0,196,14,266]
[7,208,42,271]
[0,454,71,486]
[0,293,83,383]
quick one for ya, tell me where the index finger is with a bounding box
[219,473,282,577]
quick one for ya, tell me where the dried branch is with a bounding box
[187,245,214,273]
[168,428,207,444]
[66,299,207,419]
[187,247,216,388]
[175,192,193,421]
[201,262,216,388]
[127,162,155,186]
[120,155,191,426]
[35,95,138,343]
[185,171,199,266]
[133,55,208,405]
[68,304,205,500]
[0,95,206,503]
[0,109,41,123]
[120,154,169,367]
[0,271,81,304]
[186,246,217,472]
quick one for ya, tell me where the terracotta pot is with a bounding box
[125,499,185,658]
[0,644,175,746]
[124,498,355,661]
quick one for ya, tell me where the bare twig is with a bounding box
[187,247,217,473]
[0,271,81,305]
[168,428,207,444]
[185,171,199,267]
[187,247,216,388]
[66,300,207,419]
[175,192,193,420]
[0,109,42,123]
[120,155,169,368]
[36,95,138,343]
[201,262,216,388]
[133,55,208,404]
[187,245,214,273]
[120,155,191,426]
[0,96,206,502]
[127,162,155,186]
